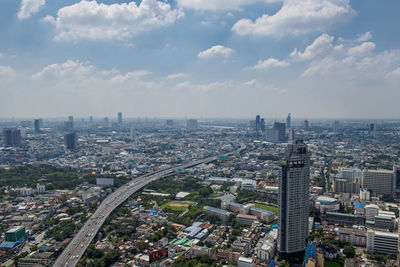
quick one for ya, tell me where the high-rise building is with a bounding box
[64,133,77,150]
[333,120,340,131]
[64,121,74,132]
[260,118,265,131]
[393,166,400,198]
[187,119,198,129]
[118,112,122,124]
[130,127,135,140]
[286,113,291,129]
[34,119,40,133]
[255,115,261,131]
[304,120,309,130]
[3,128,21,147]
[166,119,174,126]
[362,169,393,196]
[288,128,295,144]
[89,116,93,123]
[273,122,286,142]
[278,140,310,257]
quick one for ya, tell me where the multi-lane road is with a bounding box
[53,145,245,267]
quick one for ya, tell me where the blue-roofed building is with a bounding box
[0,236,25,250]
[304,242,317,264]
[354,202,365,215]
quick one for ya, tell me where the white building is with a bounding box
[96,178,114,186]
[360,188,370,201]
[238,256,254,267]
[365,204,379,221]
[367,230,398,255]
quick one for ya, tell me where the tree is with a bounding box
[344,244,355,258]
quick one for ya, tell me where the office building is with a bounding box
[3,128,21,147]
[260,118,265,131]
[118,112,122,124]
[5,226,26,242]
[367,230,398,255]
[166,119,174,126]
[130,127,135,140]
[266,128,279,142]
[34,119,40,133]
[393,166,400,198]
[288,128,295,144]
[339,168,362,181]
[365,204,379,221]
[362,169,393,196]
[236,214,258,226]
[278,140,310,256]
[274,122,286,142]
[333,120,340,131]
[304,120,309,130]
[64,133,77,150]
[333,178,359,194]
[187,119,198,129]
[255,115,261,131]
[374,211,396,231]
[64,121,73,132]
[286,113,291,128]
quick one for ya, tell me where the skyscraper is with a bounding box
[273,122,286,142]
[187,119,198,129]
[260,118,265,132]
[255,115,261,131]
[118,112,122,124]
[304,120,309,130]
[34,119,40,133]
[333,120,340,131]
[278,140,310,259]
[286,113,291,128]
[3,128,21,147]
[64,133,77,150]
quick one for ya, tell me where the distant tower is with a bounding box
[89,116,93,123]
[187,119,198,129]
[255,115,261,131]
[166,120,174,126]
[334,120,340,131]
[286,113,291,129]
[288,128,295,144]
[304,120,309,131]
[260,118,265,132]
[34,119,40,133]
[104,117,109,127]
[273,122,286,142]
[130,127,135,140]
[118,112,122,124]
[278,140,310,258]
[64,133,77,150]
[3,128,21,147]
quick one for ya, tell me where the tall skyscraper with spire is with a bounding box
[278,140,310,259]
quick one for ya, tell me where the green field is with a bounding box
[326,261,343,267]
[253,203,278,214]
[162,201,192,212]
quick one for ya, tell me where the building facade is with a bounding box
[278,140,310,256]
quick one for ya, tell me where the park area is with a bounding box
[253,203,278,214]
[162,201,193,212]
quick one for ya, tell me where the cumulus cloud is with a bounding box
[18,0,46,20]
[252,58,289,69]
[44,0,183,41]
[176,0,282,11]
[198,45,233,58]
[232,0,354,37]
[347,42,376,56]
[356,32,372,42]
[32,60,95,80]
[385,67,400,81]
[290,33,334,61]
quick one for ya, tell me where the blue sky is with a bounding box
[0,0,400,119]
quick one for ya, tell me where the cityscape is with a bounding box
[1,115,400,267]
[1,0,400,267]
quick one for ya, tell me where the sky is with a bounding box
[0,0,400,119]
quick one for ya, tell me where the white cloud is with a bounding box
[165,73,187,79]
[0,65,16,78]
[44,0,183,41]
[252,58,289,69]
[110,70,151,84]
[356,31,372,42]
[385,67,400,81]
[32,60,95,80]
[290,33,334,61]
[347,42,376,56]
[18,0,46,20]
[232,0,354,37]
[176,0,282,11]
[198,45,233,58]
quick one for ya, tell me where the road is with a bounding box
[53,145,245,267]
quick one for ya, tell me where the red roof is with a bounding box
[236,214,258,220]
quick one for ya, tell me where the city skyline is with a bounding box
[0,0,400,118]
